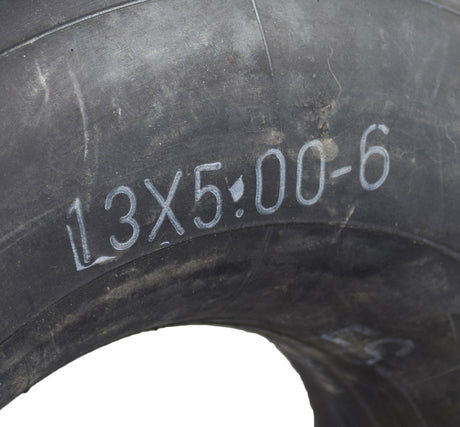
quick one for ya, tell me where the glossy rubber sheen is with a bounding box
[0,0,459,425]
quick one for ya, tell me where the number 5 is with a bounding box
[194,163,223,229]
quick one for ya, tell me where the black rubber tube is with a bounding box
[1,0,460,425]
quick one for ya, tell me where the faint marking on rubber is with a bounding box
[0,207,55,256]
[35,61,49,104]
[340,205,355,230]
[250,0,274,78]
[327,46,342,99]
[445,126,459,154]
[0,0,153,58]
[448,312,458,345]
[68,67,90,161]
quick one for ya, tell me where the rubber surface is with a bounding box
[1,0,460,425]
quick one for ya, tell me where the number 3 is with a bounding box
[105,186,140,251]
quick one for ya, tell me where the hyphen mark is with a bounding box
[330,166,352,179]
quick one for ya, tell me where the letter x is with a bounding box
[144,171,184,242]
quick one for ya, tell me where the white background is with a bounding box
[0,325,314,426]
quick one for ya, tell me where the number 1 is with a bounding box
[66,198,115,271]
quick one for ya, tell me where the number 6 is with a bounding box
[360,124,390,191]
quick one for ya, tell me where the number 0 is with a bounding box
[296,140,325,206]
[255,149,286,215]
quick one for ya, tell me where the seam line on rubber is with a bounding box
[0,0,153,58]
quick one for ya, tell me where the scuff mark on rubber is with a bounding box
[250,0,274,78]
